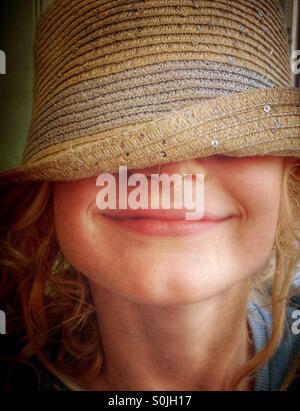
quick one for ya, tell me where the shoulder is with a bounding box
[248,294,300,391]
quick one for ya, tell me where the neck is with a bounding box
[83,278,253,391]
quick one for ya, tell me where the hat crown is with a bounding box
[34,0,291,87]
[22,0,295,171]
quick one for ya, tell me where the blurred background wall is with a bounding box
[0,0,299,171]
[0,0,53,171]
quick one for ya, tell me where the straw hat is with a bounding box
[1,0,300,183]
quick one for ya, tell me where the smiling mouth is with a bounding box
[100,209,235,237]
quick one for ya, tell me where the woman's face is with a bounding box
[53,155,285,305]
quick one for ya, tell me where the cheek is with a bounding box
[53,179,101,276]
[53,180,129,294]
[228,163,283,255]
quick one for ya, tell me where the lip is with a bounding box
[100,208,226,221]
[100,209,235,237]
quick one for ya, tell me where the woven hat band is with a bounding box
[24,60,276,163]
[4,86,299,182]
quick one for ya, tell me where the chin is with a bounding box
[94,259,240,306]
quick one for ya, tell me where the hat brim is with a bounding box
[0,87,299,185]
